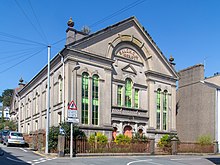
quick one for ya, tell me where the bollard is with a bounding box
[149,137,155,155]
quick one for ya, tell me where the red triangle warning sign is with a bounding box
[68,100,77,110]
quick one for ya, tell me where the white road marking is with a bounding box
[127,159,153,165]
[19,148,28,152]
[171,158,202,161]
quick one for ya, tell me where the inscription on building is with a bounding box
[116,48,140,62]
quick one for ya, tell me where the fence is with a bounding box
[64,136,150,154]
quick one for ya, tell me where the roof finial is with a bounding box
[169,55,176,66]
[67,17,74,27]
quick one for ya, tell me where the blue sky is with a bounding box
[0,0,220,95]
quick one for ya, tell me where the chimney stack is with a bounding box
[65,17,88,46]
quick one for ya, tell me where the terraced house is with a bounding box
[13,17,178,141]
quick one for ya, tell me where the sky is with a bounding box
[0,0,220,95]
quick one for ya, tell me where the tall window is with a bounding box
[156,89,161,129]
[117,85,123,106]
[134,89,139,108]
[58,76,63,102]
[82,72,89,124]
[163,90,168,130]
[92,75,99,125]
[125,78,132,108]
[35,93,39,114]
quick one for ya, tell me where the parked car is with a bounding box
[0,131,2,143]
[3,131,25,147]
[0,130,10,144]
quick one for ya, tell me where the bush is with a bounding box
[158,134,179,150]
[132,132,148,142]
[115,134,131,144]
[197,135,212,145]
[88,132,108,144]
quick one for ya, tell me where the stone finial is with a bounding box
[19,77,24,84]
[169,55,176,66]
[67,17,74,27]
[169,55,174,63]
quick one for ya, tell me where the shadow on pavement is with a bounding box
[0,146,29,165]
[206,157,220,165]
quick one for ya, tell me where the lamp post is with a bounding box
[45,45,51,154]
[70,62,80,158]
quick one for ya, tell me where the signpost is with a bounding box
[67,100,79,158]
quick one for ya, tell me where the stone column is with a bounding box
[171,137,178,155]
[149,137,155,155]
[58,135,65,157]
[171,85,177,131]
[148,80,156,129]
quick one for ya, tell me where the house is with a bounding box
[15,16,178,141]
[177,64,220,151]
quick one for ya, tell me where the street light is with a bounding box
[70,62,80,158]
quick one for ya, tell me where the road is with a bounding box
[0,143,56,165]
[1,143,220,165]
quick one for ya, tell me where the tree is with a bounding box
[0,89,14,106]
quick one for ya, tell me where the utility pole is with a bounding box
[45,45,51,154]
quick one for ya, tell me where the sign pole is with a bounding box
[70,122,73,158]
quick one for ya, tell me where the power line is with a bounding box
[0,47,45,61]
[89,0,146,28]
[0,32,46,46]
[0,47,46,74]
[28,0,49,44]
[14,0,48,45]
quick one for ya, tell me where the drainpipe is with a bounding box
[59,53,65,123]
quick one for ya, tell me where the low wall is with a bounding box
[178,142,214,153]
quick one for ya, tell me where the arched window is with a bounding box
[92,75,99,125]
[156,89,161,129]
[117,85,123,106]
[125,78,132,108]
[82,72,89,124]
[35,92,39,114]
[58,75,63,103]
[163,90,168,130]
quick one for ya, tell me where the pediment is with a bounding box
[122,64,137,75]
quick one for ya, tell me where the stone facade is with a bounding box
[177,64,220,151]
[14,17,178,141]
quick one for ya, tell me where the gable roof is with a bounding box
[67,16,178,79]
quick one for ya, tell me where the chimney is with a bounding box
[65,17,88,46]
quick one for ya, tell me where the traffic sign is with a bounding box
[68,109,77,118]
[67,118,79,124]
[68,100,77,110]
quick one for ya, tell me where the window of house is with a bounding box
[156,89,161,130]
[92,75,99,125]
[58,76,63,103]
[35,93,39,114]
[125,78,132,108]
[134,89,139,108]
[163,90,168,130]
[82,72,89,124]
[117,85,123,106]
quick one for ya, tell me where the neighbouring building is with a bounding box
[14,16,178,141]
[10,78,25,124]
[0,106,10,120]
[177,64,220,151]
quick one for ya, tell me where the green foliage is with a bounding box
[132,132,148,142]
[48,123,86,151]
[0,89,14,106]
[197,135,212,145]
[115,134,131,144]
[88,132,108,144]
[0,120,17,131]
[158,134,179,149]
